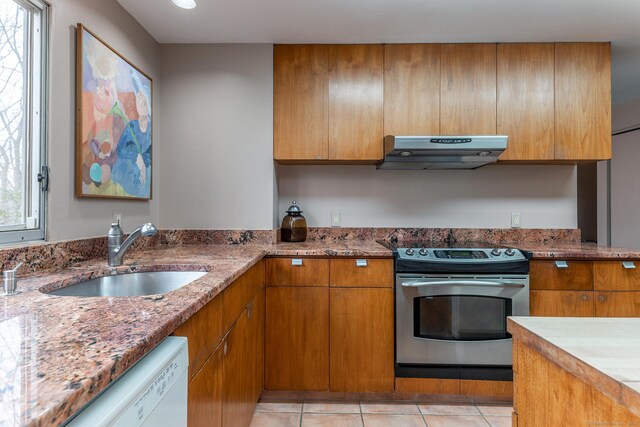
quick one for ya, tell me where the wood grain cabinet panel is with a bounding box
[497,43,555,161]
[594,261,640,291]
[530,260,594,290]
[596,292,640,317]
[265,258,329,287]
[222,262,263,332]
[530,290,595,317]
[440,44,497,135]
[328,45,384,161]
[222,309,254,427]
[265,287,329,391]
[555,43,611,160]
[187,344,224,427]
[173,292,224,382]
[330,288,394,392]
[273,45,328,161]
[329,258,393,288]
[383,44,441,136]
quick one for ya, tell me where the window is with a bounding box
[0,0,48,244]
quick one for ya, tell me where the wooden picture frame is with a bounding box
[75,23,153,200]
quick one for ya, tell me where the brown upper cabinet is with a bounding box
[497,43,555,161]
[383,44,441,136]
[555,43,611,160]
[274,42,611,164]
[440,44,497,135]
[273,45,328,161]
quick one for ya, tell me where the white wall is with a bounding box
[48,0,160,240]
[158,44,275,230]
[277,165,578,228]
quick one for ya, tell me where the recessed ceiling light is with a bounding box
[171,0,196,9]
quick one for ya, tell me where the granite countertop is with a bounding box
[0,241,391,427]
[508,317,640,417]
[517,242,640,259]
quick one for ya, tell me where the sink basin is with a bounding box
[46,271,207,297]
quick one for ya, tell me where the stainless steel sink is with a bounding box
[46,271,207,297]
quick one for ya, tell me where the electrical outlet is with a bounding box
[511,212,521,228]
[331,212,341,227]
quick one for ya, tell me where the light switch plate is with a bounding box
[511,212,521,228]
[331,212,341,227]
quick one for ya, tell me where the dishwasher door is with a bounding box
[65,336,188,427]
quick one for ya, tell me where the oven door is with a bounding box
[396,274,529,366]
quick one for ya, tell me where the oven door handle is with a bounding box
[400,280,525,289]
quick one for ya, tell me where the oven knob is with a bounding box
[419,248,428,256]
[405,249,415,256]
[491,248,502,256]
[505,248,516,257]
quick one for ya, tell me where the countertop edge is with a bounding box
[507,318,640,418]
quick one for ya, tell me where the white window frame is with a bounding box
[0,0,48,245]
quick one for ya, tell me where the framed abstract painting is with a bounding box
[75,24,152,200]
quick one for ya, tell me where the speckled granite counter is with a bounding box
[0,242,391,427]
[518,242,640,259]
[508,317,640,417]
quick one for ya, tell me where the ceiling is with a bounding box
[117,0,640,104]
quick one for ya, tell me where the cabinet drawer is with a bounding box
[223,261,264,331]
[265,258,329,287]
[530,260,593,290]
[594,261,640,291]
[595,291,640,317]
[530,290,594,317]
[329,258,393,288]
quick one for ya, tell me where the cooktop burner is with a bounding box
[378,240,529,263]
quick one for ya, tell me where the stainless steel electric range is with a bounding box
[381,241,530,381]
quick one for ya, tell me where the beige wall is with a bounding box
[47,0,161,240]
[277,165,578,228]
[158,44,275,230]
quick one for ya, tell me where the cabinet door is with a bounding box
[274,45,328,161]
[530,290,594,317]
[383,44,440,136]
[594,261,640,291]
[530,260,594,291]
[328,45,384,161]
[497,43,555,161]
[222,309,254,427]
[555,43,611,160]
[249,290,265,404]
[596,292,640,317]
[188,344,224,427]
[265,287,329,390]
[330,288,394,392]
[329,258,393,288]
[265,258,330,287]
[441,44,497,135]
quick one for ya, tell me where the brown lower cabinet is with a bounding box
[530,290,595,316]
[330,287,395,392]
[174,262,264,427]
[595,291,640,317]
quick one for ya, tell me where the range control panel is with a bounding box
[396,248,527,262]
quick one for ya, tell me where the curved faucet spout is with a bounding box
[108,223,157,267]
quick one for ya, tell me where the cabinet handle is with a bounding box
[598,294,607,303]
[291,258,303,266]
[581,294,590,301]
[555,261,569,269]
[356,259,368,267]
[623,261,636,269]
[247,301,253,319]
[224,341,228,355]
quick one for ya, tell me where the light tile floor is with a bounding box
[251,401,513,427]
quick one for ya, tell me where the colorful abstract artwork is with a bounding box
[76,24,152,200]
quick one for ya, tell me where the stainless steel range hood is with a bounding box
[377,135,508,170]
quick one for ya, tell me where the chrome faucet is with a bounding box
[108,222,158,267]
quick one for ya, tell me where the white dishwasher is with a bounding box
[66,336,188,427]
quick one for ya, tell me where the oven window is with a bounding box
[414,295,511,341]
